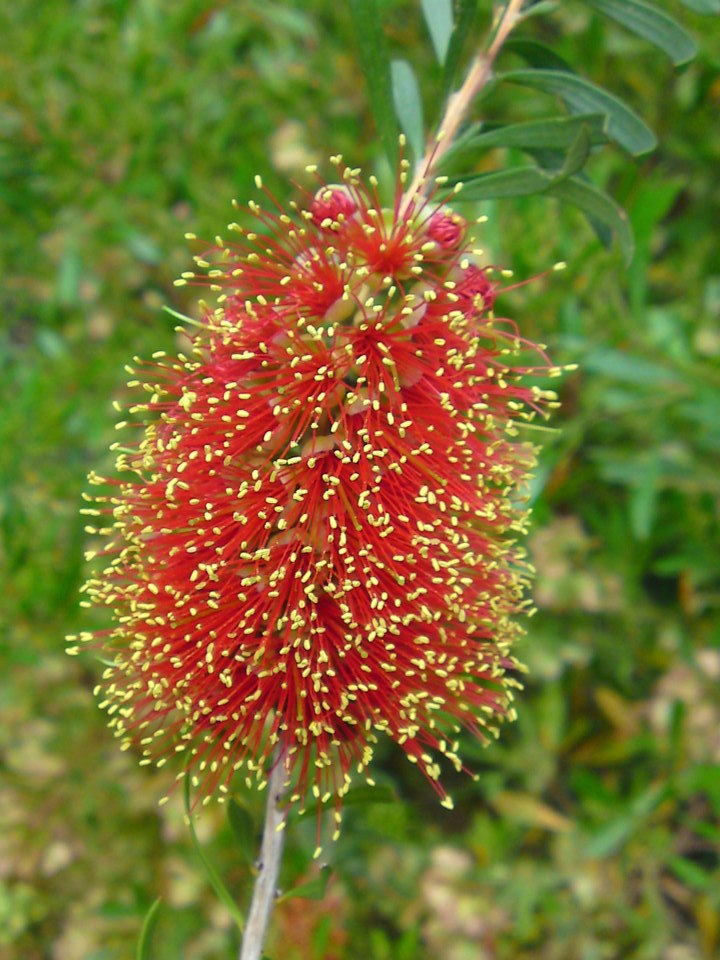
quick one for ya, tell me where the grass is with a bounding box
[1,2,719,958]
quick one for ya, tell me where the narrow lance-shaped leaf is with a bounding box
[450,126,593,202]
[136,899,162,960]
[451,167,633,261]
[518,0,561,20]
[501,69,657,156]
[676,0,720,13]
[557,124,592,178]
[583,0,697,66]
[456,114,608,153]
[295,783,396,821]
[668,855,715,891]
[277,866,332,904]
[504,37,574,71]
[347,0,399,167]
[391,58,425,167]
[581,349,681,386]
[227,798,255,865]
[421,0,453,64]
[548,176,634,263]
[184,777,246,931]
[452,166,557,201]
[441,0,478,100]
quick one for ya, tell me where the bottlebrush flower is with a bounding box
[69,155,560,838]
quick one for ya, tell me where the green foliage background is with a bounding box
[1,2,718,958]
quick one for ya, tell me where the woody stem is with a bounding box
[239,751,288,960]
[401,0,527,210]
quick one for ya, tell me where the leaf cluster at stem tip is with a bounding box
[347,0,713,263]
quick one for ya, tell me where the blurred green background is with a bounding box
[1,2,719,958]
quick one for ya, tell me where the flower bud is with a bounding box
[425,209,466,250]
[457,265,497,314]
[310,185,357,229]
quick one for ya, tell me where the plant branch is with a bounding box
[239,750,289,960]
[402,0,527,209]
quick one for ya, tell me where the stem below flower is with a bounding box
[239,750,288,960]
[401,0,528,211]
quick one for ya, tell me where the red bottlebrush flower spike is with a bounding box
[70,156,561,840]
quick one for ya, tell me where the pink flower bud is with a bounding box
[425,209,466,249]
[457,265,497,314]
[310,185,357,228]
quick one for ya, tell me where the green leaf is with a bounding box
[548,176,634,262]
[136,898,162,960]
[56,243,82,307]
[96,655,118,669]
[227,798,255,865]
[184,777,245,932]
[277,866,332,903]
[583,0,697,66]
[453,166,555,201]
[347,0,398,167]
[453,166,634,260]
[585,814,636,858]
[667,856,714,891]
[438,115,607,172]
[462,114,608,152]
[391,59,425,166]
[162,305,203,328]
[581,347,678,385]
[684,765,720,806]
[518,0,561,20]
[332,783,395,807]
[504,37,573,72]
[628,456,660,540]
[557,124,592,178]
[501,69,657,156]
[295,783,396,820]
[441,0,478,99]
[421,0,453,64]
[676,0,720,13]
[452,127,591,205]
